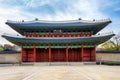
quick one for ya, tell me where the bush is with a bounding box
[97,61,120,65]
[0,47,3,51]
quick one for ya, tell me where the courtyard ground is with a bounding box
[0,65,119,80]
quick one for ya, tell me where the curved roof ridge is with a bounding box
[2,33,115,46]
[2,32,115,39]
[6,18,111,23]
[92,32,114,37]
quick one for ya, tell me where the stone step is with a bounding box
[35,62,84,66]
[34,62,50,66]
[83,62,96,65]
[21,62,34,66]
[49,62,69,66]
[21,62,96,66]
[69,62,84,66]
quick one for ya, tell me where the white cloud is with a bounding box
[0,0,119,45]
[39,0,108,20]
[22,0,58,8]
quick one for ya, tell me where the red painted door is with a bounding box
[83,48,91,61]
[36,48,49,62]
[52,48,66,62]
[23,48,34,62]
[68,48,81,62]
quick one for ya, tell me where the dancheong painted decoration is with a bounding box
[2,18,115,62]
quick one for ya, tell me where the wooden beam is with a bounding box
[33,46,36,62]
[49,46,51,62]
[81,45,84,61]
[66,46,69,62]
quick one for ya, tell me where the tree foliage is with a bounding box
[0,47,3,51]
[101,32,120,50]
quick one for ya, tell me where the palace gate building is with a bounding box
[2,18,114,62]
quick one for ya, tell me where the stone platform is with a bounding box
[21,62,96,66]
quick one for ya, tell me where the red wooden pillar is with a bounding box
[93,46,96,61]
[81,45,84,61]
[66,46,69,62]
[49,46,51,62]
[33,46,36,62]
[21,46,24,62]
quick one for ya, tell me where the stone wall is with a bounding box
[0,52,120,63]
[96,53,120,62]
[0,53,20,63]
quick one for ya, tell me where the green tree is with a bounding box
[0,47,3,51]
[101,32,120,50]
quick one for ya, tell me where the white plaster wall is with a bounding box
[0,53,20,63]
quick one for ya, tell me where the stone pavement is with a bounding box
[0,65,119,80]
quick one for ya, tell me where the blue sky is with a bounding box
[0,0,120,45]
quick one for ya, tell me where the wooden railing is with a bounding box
[24,32,92,38]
